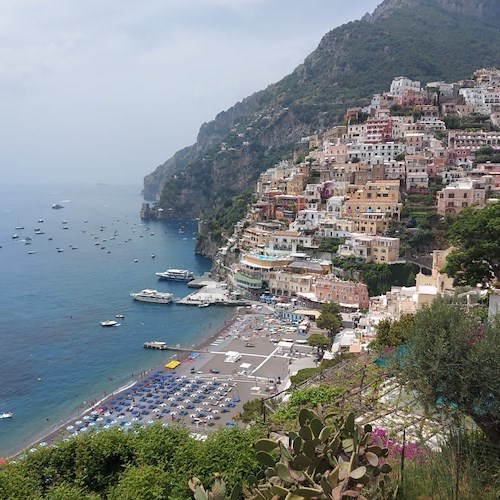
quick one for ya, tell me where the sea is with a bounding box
[0,182,233,456]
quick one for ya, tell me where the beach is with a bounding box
[16,305,317,456]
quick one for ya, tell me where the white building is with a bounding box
[390,76,421,96]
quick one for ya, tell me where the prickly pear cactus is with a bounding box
[247,410,392,499]
[189,473,242,500]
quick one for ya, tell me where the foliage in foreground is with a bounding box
[0,424,264,500]
[394,298,500,445]
[397,430,500,500]
[192,410,394,499]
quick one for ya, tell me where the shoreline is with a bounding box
[8,307,241,458]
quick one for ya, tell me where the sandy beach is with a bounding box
[14,304,317,457]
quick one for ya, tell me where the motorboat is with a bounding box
[52,203,64,209]
[0,412,13,419]
[198,302,210,308]
[12,234,19,239]
[24,237,32,245]
[115,314,125,319]
[34,228,45,234]
[100,320,119,327]
[155,268,194,281]
[130,289,173,304]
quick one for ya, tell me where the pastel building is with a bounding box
[436,180,488,215]
[313,278,369,309]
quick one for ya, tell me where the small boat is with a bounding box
[198,302,210,308]
[0,412,13,419]
[52,203,64,209]
[24,237,32,245]
[34,228,45,234]
[100,320,119,327]
[38,219,44,223]
[15,225,24,230]
[115,314,125,319]
[12,234,19,239]
[57,248,64,253]
[28,251,36,255]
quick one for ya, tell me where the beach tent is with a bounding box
[224,351,241,363]
[165,360,181,369]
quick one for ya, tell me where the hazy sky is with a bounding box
[0,0,381,186]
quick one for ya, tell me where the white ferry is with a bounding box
[130,289,173,304]
[155,268,194,281]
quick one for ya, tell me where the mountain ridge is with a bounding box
[143,0,500,234]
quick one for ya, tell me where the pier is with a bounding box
[143,341,168,350]
[143,342,208,353]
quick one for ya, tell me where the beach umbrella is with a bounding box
[131,410,139,415]
[96,417,104,422]
[103,424,110,429]
[88,422,96,426]
[202,402,209,406]
[177,405,184,410]
[75,420,83,425]
[117,395,124,400]
[66,425,74,431]
[100,405,108,410]
[232,397,240,402]
[91,410,98,416]
[212,410,219,414]
[189,414,197,418]
[83,415,91,421]
[168,397,175,402]
[118,415,125,419]
[109,399,117,404]
[123,401,130,406]
[162,408,170,414]
[139,404,146,409]
[80,427,88,432]
[114,406,123,411]
[153,394,160,399]
[146,399,153,403]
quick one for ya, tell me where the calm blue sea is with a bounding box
[0,182,232,456]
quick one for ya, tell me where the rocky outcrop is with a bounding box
[364,0,500,23]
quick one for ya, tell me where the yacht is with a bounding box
[130,289,173,304]
[155,268,194,282]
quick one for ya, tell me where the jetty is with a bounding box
[143,342,208,353]
[143,341,168,350]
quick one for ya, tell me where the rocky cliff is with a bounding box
[365,0,500,23]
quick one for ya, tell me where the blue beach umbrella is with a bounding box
[131,410,139,415]
[109,399,117,404]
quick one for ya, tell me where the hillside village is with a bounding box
[213,68,500,354]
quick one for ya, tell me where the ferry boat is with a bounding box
[155,268,194,282]
[0,412,13,419]
[131,289,173,304]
